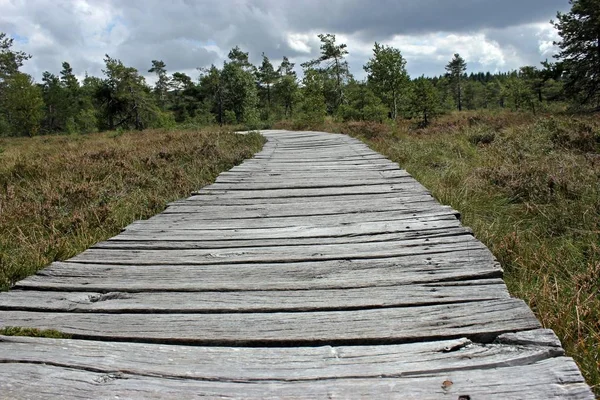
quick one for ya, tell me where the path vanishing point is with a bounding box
[0,130,594,399]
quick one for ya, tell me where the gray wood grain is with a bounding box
[112,217,463,241]
[125,209,460,231]
[0,357,592,399]
[15,251,502,292]
[0,332,568,380]
[162,196,441,216]
[0,279,509,313]
[71,235,490,265]
[0,299,540,344]
[97,228,471,250]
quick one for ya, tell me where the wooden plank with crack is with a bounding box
[0,279,510,313]
[0,354,592,399]
[0,330,572,381]
[13,252,503,292]
[0,299,541,345]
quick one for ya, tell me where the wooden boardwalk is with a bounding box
[0,130,593,399]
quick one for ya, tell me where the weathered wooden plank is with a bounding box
[226,164,400,172]
[202,178,418,191]
[173,192,438,208]
[99,228,470,250]
[171,191,429,206]
[15,250,502,292]
[163,195,440,216]
[114,215,462,241]
[192,184,429,199]
[0,331,568,381]
[0,355,592,399]
[72,235,491,265]
[0,299,540,344]
[145,206,455,224]
[0,280,509,313]
[212,176,412,187]
[216,168,409,178]
[127,209,460,231]
[219,166,408,174]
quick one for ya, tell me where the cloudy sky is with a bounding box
[0,0,569,82]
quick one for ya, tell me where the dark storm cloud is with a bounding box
[277,0,568,37]
[0,0,571,80]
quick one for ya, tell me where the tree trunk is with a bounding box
[457,78,462,111]
[392,89,397,120]
[335,57,342,109]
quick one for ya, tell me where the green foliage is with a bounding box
[409,77,441,126]
[274,57,299,118]
[148,60,170,109]
[338,80,387,122]
[0,29,577,139]
[298,68,327,125]
[364,42,409,119]
[553,0,600,106]
[0,115,10,136]
[445,53,467,111]
[257,53,278,119]
[302,34,351,113]
[223,109,237,125]
[1,72,44,136]
[504,75,536,112]
[0,32,31,78]
[0,326,72,339]
[215,47,260,125]
[97,55,158,130]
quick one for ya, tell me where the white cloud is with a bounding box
[287,33,312,54]
[535,22,560,57]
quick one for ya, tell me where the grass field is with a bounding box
[277,111,600,394]
[0,127,265,290]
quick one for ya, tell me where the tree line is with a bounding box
[0,0,596,136]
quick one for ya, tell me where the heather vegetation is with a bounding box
[0,0,599,393]
[0,129,265,289]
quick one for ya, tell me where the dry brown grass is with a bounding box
[0,127,265,289]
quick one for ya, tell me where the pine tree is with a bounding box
[40,71,66,132]
[257,53,278,119]
[338,79,388,122]
[220,47,259,126]
[99,55,158,130]
[445,53,467,111]
[274,57,298,118]
[409,77,440,127]
[2,72,44,136]
[364,43,409,119]
[148,60,170,109]
[299,68,327,125]
[301,34,350,113]
[0,32,31,79]
[553,0,600,105]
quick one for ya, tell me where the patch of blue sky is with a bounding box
[12,33,29,44]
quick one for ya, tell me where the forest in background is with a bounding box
[0,0,598,136]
